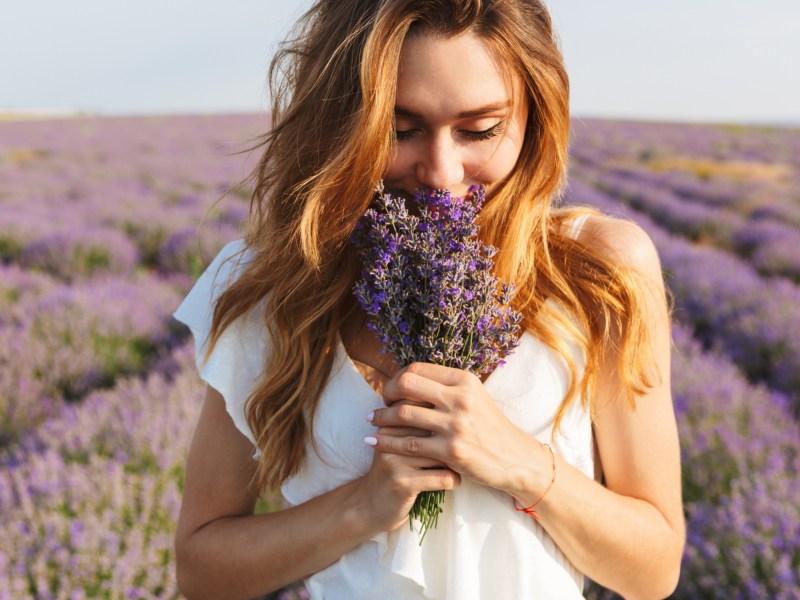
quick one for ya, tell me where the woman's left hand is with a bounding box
[368,362,544,495]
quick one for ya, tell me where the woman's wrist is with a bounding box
[348,473,417,539]
[344,477,387,539]
[511,443,555,521]
[502,439,556,508]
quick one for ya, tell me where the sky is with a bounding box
[1,0,798,125]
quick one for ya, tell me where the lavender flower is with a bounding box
[2,113,798,597]
[351,184,522,542]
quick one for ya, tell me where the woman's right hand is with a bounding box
[357,400,461,533]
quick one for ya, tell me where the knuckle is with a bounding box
[376,449,392,467]
[447,439,465,462]
[451,393,468,411]
[389,475,407,495]
[394,475,414,494]
[450,415,466,436]
[441,471,460,490]
[376,437,393,455]
[404,437,419,454]
[397,372,417,395]
[406,362,424,375]
[397,404,415,423]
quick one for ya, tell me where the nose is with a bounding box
[415,133,465,191]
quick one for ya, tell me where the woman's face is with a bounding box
[383,31,528,200]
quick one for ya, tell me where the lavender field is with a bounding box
[1,114,798,599]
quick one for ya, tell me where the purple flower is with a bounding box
[351,184,522,542]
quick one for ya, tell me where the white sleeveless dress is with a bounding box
[173,215,594,600]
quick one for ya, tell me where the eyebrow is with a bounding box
[394,100,512,120]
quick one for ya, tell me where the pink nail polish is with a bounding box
[364,436,378,446]
[365,411,375,422]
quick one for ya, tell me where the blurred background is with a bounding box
[1,1,798,598]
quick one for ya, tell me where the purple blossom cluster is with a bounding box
[351,185,521,374]
[159,222,242,279]
[580,168,746,247]
[731,220,800,281]
[351,184,522,540]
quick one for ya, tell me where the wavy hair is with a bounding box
[206,0,661,492]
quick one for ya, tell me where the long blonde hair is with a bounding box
[207,0,659,492]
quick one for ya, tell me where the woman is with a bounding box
[173,1,685,598]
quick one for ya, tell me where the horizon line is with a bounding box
[1,108,798,129]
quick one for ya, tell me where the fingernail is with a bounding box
[364,436,378,446]
[365,411,374,422]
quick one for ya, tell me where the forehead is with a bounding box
[395,31,518,115]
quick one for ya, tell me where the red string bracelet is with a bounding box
[513,443,555,521]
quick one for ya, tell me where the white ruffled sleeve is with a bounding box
[173,239,269,456]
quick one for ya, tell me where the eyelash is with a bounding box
[394,121,505,142]
[463,122,505,141]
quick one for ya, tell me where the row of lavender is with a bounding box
[571,118,800,225]
[565,179,800,411]
[570,127,800,231]
[1,115,798,597]
[0,115,259,282]
[0,264,185,445]
[571,119,800,282]
[0,116,262,446]
[575,166,800,283]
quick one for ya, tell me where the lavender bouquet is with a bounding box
[351,183,523,542]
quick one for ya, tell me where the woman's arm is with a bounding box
[370,216,685,599]
[528,216,685,599]
[175,385,460,599]
[174,386,370,599]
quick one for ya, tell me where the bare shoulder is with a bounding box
[578,214,663,282]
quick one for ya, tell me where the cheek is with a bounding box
[382,145,408,181]
[472,141,523,183]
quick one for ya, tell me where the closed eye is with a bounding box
[394,128,419,141]
[394,121,505,143]
[461,121,504,141]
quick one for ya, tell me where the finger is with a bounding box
[390,399,435,409]
[376,426,431,438]
[403,467,461,492]
[382,367,451,407]
[372,403,444,434]
[366,431,445,460]
[382,363,480,408]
